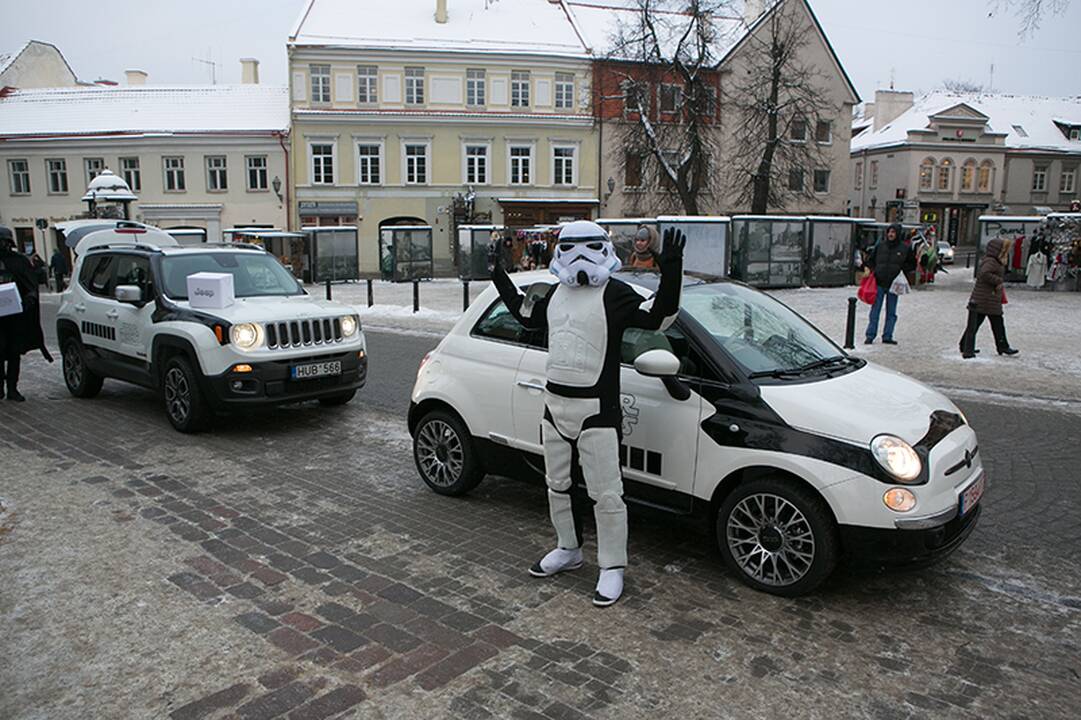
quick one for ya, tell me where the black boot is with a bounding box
[998,347,1019,356]
[6,387,25,401]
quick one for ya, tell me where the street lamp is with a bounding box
[272,175,282,202]
[607,176,616,194]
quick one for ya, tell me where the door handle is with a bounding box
[74,303,86,313]
[106,309,119,319]
[516,380,546,392]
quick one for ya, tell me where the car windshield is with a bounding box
[161,252,303,300]
[680,283,845,377]
[938,242,951,251]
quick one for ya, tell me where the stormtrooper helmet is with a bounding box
[549,220,622,288]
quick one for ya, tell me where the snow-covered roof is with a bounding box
[289,0,590,58]
[0,85,289,139]
[852,91,1081,154]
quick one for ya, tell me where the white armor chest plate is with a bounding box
[546,284,607,387]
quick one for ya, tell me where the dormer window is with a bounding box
[1053,120,1081,141]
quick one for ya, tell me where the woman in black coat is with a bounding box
[0,228,53,400]
[960,237,1019,359]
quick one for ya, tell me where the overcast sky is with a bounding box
[2,0,1079,101]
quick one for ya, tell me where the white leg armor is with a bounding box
[577,427,627,570]
[541,418,579,553]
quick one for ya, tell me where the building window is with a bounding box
[357,144,381,185]
[869,160,878,189]
[465,145,488,185]
[814,168,831,194]
[815,120,833,144]
[509,146,532,184]
[405,67,425,105]
[625,152,643,188]
[1060,168,1076,195]
[936,158,953,191]
[206,156,228,192]
[405,143,428,184]
[357,65,378,104]
[310,143,335,185]
[919,158,934,191]
[246,155,268,191]
[85,157,105,184]
[47,159,68,194]
[854,162,863,190]
[553,146,576,186]
[978,161,994,193]
[120,157,141,192]
[788,168,804,192]
[511,70,530,108]
[961,159,976,192]
[1032,166,1047,192]
[310,64,331,104]
[555,72,574,110]
[8,159,30,195]
[163,156,186,192]
[659,84,681,114]
[466,69,486,107]
[790,119,807,143]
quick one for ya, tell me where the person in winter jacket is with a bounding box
[627,226,660,271]
[50,247,69,292]
[959,237,1018,359]
[864,223,916,344]
[0,227,54,400]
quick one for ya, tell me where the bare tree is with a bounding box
[943,78,987,94]
[604,0,726,215]
[990,0,1071,36]
[723,0,833,214]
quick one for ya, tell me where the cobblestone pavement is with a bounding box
[2,344,1080,720]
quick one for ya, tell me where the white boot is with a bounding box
[529,547,583,578]
[593,568,624,607]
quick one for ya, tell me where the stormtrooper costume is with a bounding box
[492,220,684,606]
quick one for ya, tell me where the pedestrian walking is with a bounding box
[959,237,1019,359]
[0,227,54,401]
[50,247,69,292]
[864,223,916,345]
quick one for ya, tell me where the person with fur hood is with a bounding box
[959,237,1019,359]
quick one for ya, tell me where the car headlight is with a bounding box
[870,434,922,482]
[340,314,358,337]
[231,322,264,350]
[883,487,917,512]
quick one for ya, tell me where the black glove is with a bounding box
[659,227,686,271]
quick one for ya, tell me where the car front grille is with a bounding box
[265,317,343,350]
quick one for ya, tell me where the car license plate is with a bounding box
[958,472,986,516]
[291,361,341,380]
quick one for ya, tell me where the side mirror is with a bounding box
[633,349,680,378]
[115,284,143,304]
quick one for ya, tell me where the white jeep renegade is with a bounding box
[56,227,366,432]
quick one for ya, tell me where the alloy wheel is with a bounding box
[63,345,83,389]
[416,419,464,487]
[726,492,816,587]
[164,367,191,424]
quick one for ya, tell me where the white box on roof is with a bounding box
[186,272,235,309]
[0,282,22,318]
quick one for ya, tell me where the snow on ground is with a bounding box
[320,270,1081,405]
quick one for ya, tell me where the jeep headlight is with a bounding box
[870,434,922,483]
[340,314,358,337]
[231,322,264,350]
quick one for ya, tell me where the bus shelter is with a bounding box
[457,225,503,280]
[805,216,858,286]
[730,215,807,288]
[305,226,360,283]
[380,225,434,282]
[657,216,730,277]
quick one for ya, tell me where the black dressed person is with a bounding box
[0,227,53,400]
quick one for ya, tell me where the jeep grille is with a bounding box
[265,318,343,349]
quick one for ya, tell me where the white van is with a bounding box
[409,271,984,595]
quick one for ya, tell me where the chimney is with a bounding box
[435,0,448,23]
[240,58,260,84]
[743,0,765,25]
[872,89,915,131]
[124,70,147,86]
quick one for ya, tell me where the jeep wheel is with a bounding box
[318,389,356,407]
[162,356,210,433]
[413,410,483,496]
[716,476,838,597]
[62,338,104,398]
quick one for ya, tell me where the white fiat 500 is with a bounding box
[409,271,985,596]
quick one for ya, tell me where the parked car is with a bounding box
[56,227,366,432]
[937,241,955,264]
[409,271,984,596]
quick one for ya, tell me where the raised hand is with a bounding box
[659,227,686,270]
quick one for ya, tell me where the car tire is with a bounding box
[413,409,484,496]
[318,389,356,407]
[62,337,104,399]
[161,356,211,433]
[716,476,838,597]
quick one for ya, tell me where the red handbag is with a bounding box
[858,273,878,305]
[1001,289,1008,305]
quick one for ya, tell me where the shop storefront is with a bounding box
[298,201,359,227]
[497,198,598,228]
